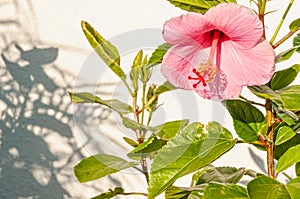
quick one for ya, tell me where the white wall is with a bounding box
[0,0,298,198]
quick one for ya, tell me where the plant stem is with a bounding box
[132,91,149,183]
[132,94,141,139]
[143,94,158,111]
[258,1,276,178]
[123,79,134,96]
[272,30,296,49]
[270,0,295,44]
[141,83,146,125]
[258,0,267,39]
[266,100,275,178]
[282,172,293,180]
[239,95,265,107]
[122,192,148,197]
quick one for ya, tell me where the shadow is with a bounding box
[0,1,120,198]
[248,147,267,174]
[0,45,71,198]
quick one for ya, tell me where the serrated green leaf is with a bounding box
[123,137,138,147]
[224,100,265,142]
[293,33,300,53]
[150,120,189,140]
[148,122,236,198]
[276,48,297,63]
[122,117,148,131]
[293,122,300,134]
[139,55,151,83]
[74,154,136,183]
[81,21,125,80]
[154,81,177,95]
[248,85,282,105]
[296,162,300,177]
[249,85,300,112]
[203,184,249,199]
[165,186,192,199]
[275,126,296,146]
[272,103,299,126]
[290,18,300,31]
[130,50,143,92]
[146,84,158,112]
[278,86,300,112]
[271,64,300,90]
[165,185,205,199]
[275,135,300,160]
[167,0,236,14]
[191,166,246,186]
[127,135,167,160]
[68,92,132,114]
[276,144,300,173]
[148,43,171,68]
[286,177,300,198]
[91,187,124,199]
[247,176,291,199]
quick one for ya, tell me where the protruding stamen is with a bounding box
[188,68,207,88]
[188,30,221,89]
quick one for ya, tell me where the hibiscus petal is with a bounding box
[220,39,275,86]
[205,3,263,49]
[163,13,215,47]
[161,45,210,90]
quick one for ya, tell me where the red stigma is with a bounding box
[188,69,207,88]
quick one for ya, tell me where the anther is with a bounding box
[188,69,207,88]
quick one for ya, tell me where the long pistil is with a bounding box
[188,30,220,88]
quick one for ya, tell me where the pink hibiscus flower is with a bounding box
[161,3,275,100]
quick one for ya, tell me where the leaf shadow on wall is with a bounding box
[0,1,120,198]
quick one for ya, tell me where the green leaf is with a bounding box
[276,144,300,173]
[290,18,300,31]
[154,81,177,95]
[74,154,136,183]
[293,122,300,134]
[148,43,171,67]
[293,33,300,53]
[81,21,125,80]
[247,176,291,199]
[146,84,158,112]
[91,187,124,199]
[278,86,300,112]
[271,64,300,90]
[165,186,192,199]
[68,92,132,114]
[224,100,265,142]
[167,0,236,14]
[276,48,297,63]
[165,185,204,199]
[122,117,148,131]
[203,184,249,199]
[249,85,300,112]
[130,50,143,92]
[139,55,151,83]
[150,119,189,140]
[127,135,167,160]
[296,162,300,177]
[272,103,299,126]
[248,85,282,105]
[148,122,236,198]
[191,166,246,186]
[123,137,138,147]
[275,135,300,160]
[275,126,296,146]
[286,177,300,198]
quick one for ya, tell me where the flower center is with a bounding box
[188,30,220,88]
